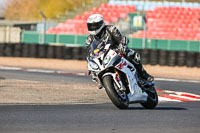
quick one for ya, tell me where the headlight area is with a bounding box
[103,55,111,65]
[89,61,99,70]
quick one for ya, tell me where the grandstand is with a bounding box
[46,0,200,41]
[131,6,200,41]
[47,4,136,35]
[109,0,200,10]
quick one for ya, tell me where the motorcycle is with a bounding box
[87,39,158,109]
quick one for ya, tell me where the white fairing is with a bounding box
[88,49,148,104]
[114,58,148,103]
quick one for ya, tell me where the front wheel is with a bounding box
[102,75,129,109]
[140,87,158,109]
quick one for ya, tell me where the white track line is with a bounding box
[158,90,200,102]
[1,65,199,83]
[155,78,200,83]
[158,96,181,102]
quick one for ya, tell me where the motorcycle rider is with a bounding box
[86,14,154,87]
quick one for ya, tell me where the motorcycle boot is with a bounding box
[126,49,154,82]
[135,63,154,82]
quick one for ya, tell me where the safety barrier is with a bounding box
[0,43,87,60]
[21,32,200,52]
[21,31,87,46]
[0,43,200,67]
[130,38,200,52]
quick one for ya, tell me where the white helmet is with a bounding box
[87,14,105,35]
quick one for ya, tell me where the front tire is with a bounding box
[102,75,129,109]
[140,87,158,109]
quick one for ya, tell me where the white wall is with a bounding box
[0,26,21,43]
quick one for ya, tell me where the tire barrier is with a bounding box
[197,53,200,67]
[38,45,48,58]
[47,45,56,58]
[29,44,39,58]
[177,51,186,66]
[158,50,168,66]
[63,47,72,59]
[0,43,199,67]
[55,46,64,59]
[186,52,196,67]
[168,51,177,66]
[149,49,158,65]
[72,47,82,60]
[0,43,6,56]
[21,43,29,57]
[13,43,23,57]
[4,43,15,57]
[80,47,87,60]
[141,49,150,65]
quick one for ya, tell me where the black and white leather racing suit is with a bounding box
[86,25,154,82]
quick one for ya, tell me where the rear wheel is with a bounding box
[102,75,129,109]
[140,87,158,109]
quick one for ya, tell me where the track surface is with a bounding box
[0,69,200,133]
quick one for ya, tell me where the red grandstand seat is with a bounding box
[83,11,92,18]
[118,5,129,13]
[46,27,57,34]
[127,5,136,13]
[65,19,73,24]
[103,15,111,22]
[129,6,200,40]
[100,4,109,9]
[57,23,65,28]
[98,7,106,12]
[48,2,136,35]
[91,8,99,13]
[118,13,126,19]
[74,15,82,20]
[146,11,154,18]
[110,17,118,23]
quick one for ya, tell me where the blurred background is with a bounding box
[0,0,200,67]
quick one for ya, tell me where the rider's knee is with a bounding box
[126,49,141,65]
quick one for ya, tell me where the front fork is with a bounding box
[90,72,103,89]
[113,70,126,91]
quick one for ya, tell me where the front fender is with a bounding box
[102,72,115,79]
[99,67,123,90]
[96,66,114,88]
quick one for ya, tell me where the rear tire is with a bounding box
[140,87,158,109]
[103,75,129,109]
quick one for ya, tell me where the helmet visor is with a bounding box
[87,20,104,31]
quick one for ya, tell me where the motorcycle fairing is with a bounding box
[113,58,148,103]
[88,48,148,103]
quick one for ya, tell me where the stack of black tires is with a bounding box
[0,43,199,67]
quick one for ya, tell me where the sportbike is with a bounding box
[87,40,158,109]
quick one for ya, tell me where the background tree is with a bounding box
[3,0,91,20]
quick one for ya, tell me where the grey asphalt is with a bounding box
[0,102,199,133]
[0,69,200,133]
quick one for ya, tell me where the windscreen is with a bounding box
[91,40,106,57]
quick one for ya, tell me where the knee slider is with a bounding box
[134,52,141,64]
[127,50,141,64]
